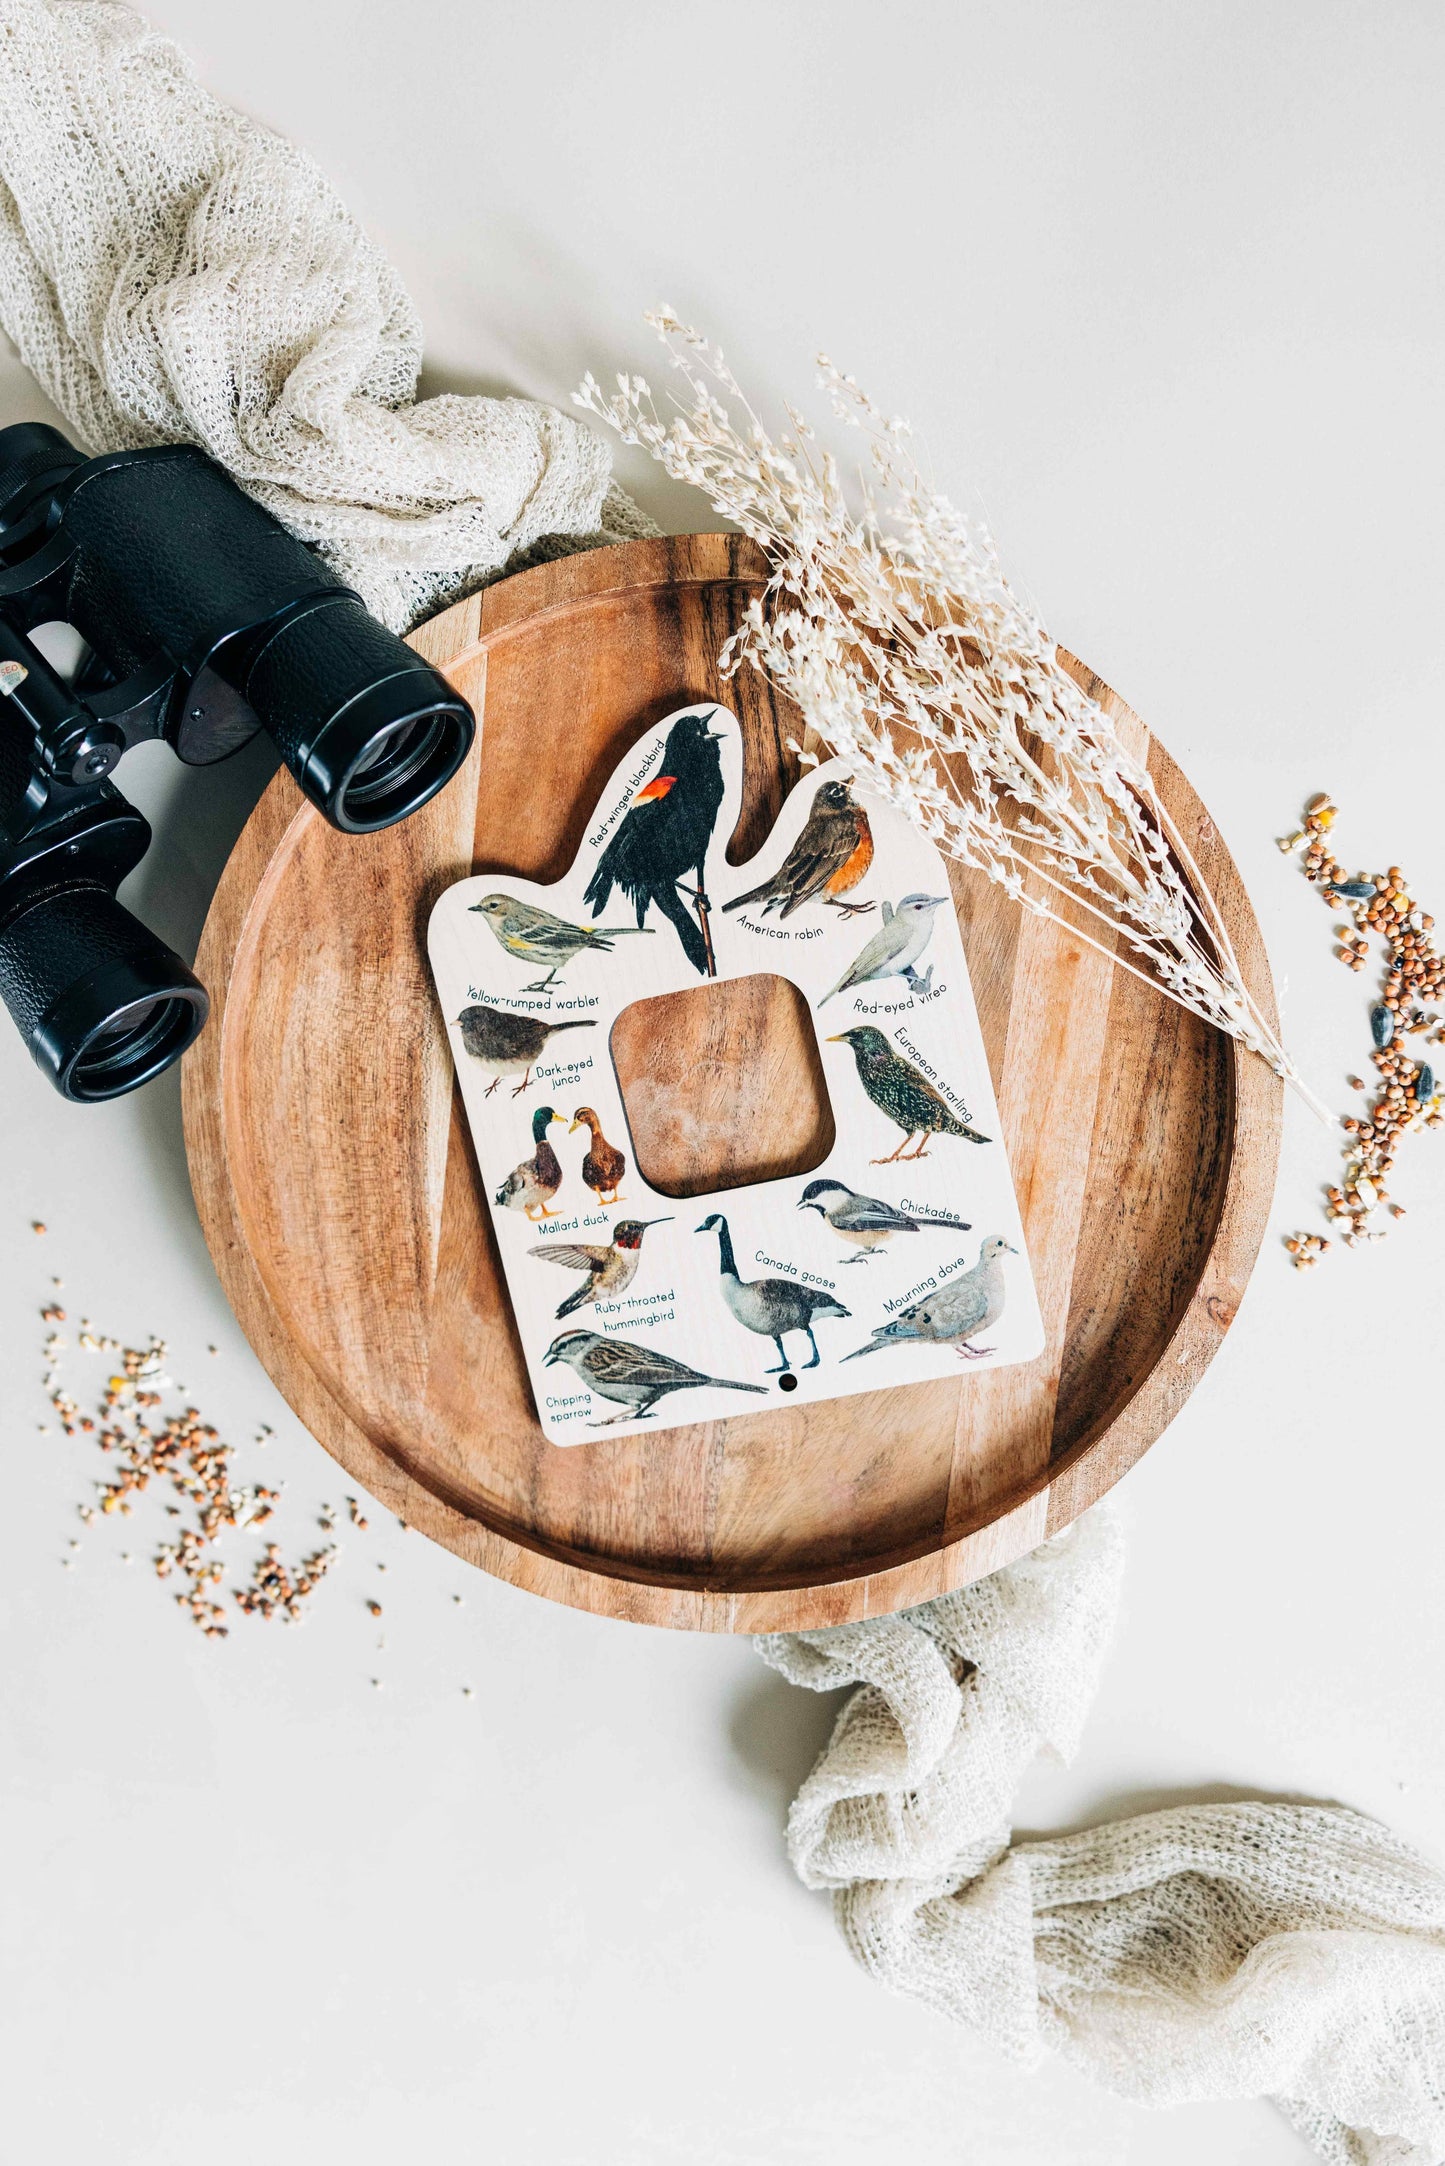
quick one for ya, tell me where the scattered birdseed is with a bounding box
[1282,794,1443,1262]
[40,1315,337,1636]
[31,1221,45,1234]
[366,1599,383,1617]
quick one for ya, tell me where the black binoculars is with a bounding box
[0,423,474,1101]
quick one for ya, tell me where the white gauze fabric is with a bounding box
[758,1510,1445,2165]
[0,0,654,631]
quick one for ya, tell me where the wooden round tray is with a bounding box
[183,534,1280,1631]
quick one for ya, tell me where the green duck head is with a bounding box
[531,1105,560,1142]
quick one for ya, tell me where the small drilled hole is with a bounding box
[778,1372,799,1393]
[610,973,836,1200]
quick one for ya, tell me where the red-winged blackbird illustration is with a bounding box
[723,777,874,921]
[583,711,725,977]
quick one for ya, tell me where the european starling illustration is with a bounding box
[569,1105,627,1205]
[798,1178,971,1260]
[455,1003,596,1097]
[723,778,874,921]
[695,1213,850,1372]
[529,1218,671,1319]
[826,1025,989,1161]
[819,893,950,1007]
[544,1330,767,1425]
[470,892,654,992]
[583,710,725,977]
[495,1106,565,1219]
[841,1236,1016,1362]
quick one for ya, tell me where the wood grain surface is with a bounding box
[182,534,1281,1630]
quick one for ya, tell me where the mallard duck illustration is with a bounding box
[695,1212,850,1373]
[570,1105,627,1205]
[798,1178,971,1259]
[724,777,875,921]
[495,1106,565,1219]
[818,893,950,1006]
[841,1236,1016,1361]
[582,710,726,977]
[456,1004,596,1097]
[470,892,654,992]
[529,1218,671,1319]
[826,1025,989,1160]
[544,1330,767,1425]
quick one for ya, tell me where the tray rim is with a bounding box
[182,533,1281,1631]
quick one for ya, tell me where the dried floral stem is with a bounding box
[576,313,1330,1125]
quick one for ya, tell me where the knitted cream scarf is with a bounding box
[2,8,1440,2159]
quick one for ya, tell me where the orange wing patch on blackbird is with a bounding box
[632,774,676,804]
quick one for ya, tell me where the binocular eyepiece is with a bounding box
[0,423,475,1101]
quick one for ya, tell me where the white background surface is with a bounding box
[3,6,1444,2161]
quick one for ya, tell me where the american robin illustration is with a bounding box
[529,1217,671,1320]
[583,710,725,977]
[826,1025,990,1160]
[455,1004,595,1097]
[544,1330,768,1425]
[695,1213,850,1372]
[569,1105,627,1205]
[470,892,654,993]
[818,893,950,1007]
[841,1236,1015,1362]
[797,1178,971,1260]
[495,1106,565,1219]
[724,778,874,921]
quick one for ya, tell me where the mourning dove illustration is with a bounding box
[841,1236,1016,1361]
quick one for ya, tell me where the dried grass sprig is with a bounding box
[575,310,1329,1122]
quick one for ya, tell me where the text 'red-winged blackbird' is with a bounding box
[583,711,725,977]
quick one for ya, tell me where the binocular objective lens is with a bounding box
[339,712,452,820]
[67,995,201,1099]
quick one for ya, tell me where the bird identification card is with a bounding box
[427,704,1044,1445]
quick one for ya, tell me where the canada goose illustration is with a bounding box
[798,1178,971,1259]
[695,1212,850,1373]
[529,1218,671,1319]
[495,1106,565,1219]
[570,1106,627,1205]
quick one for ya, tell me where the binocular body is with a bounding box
[0,424,475,1100]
